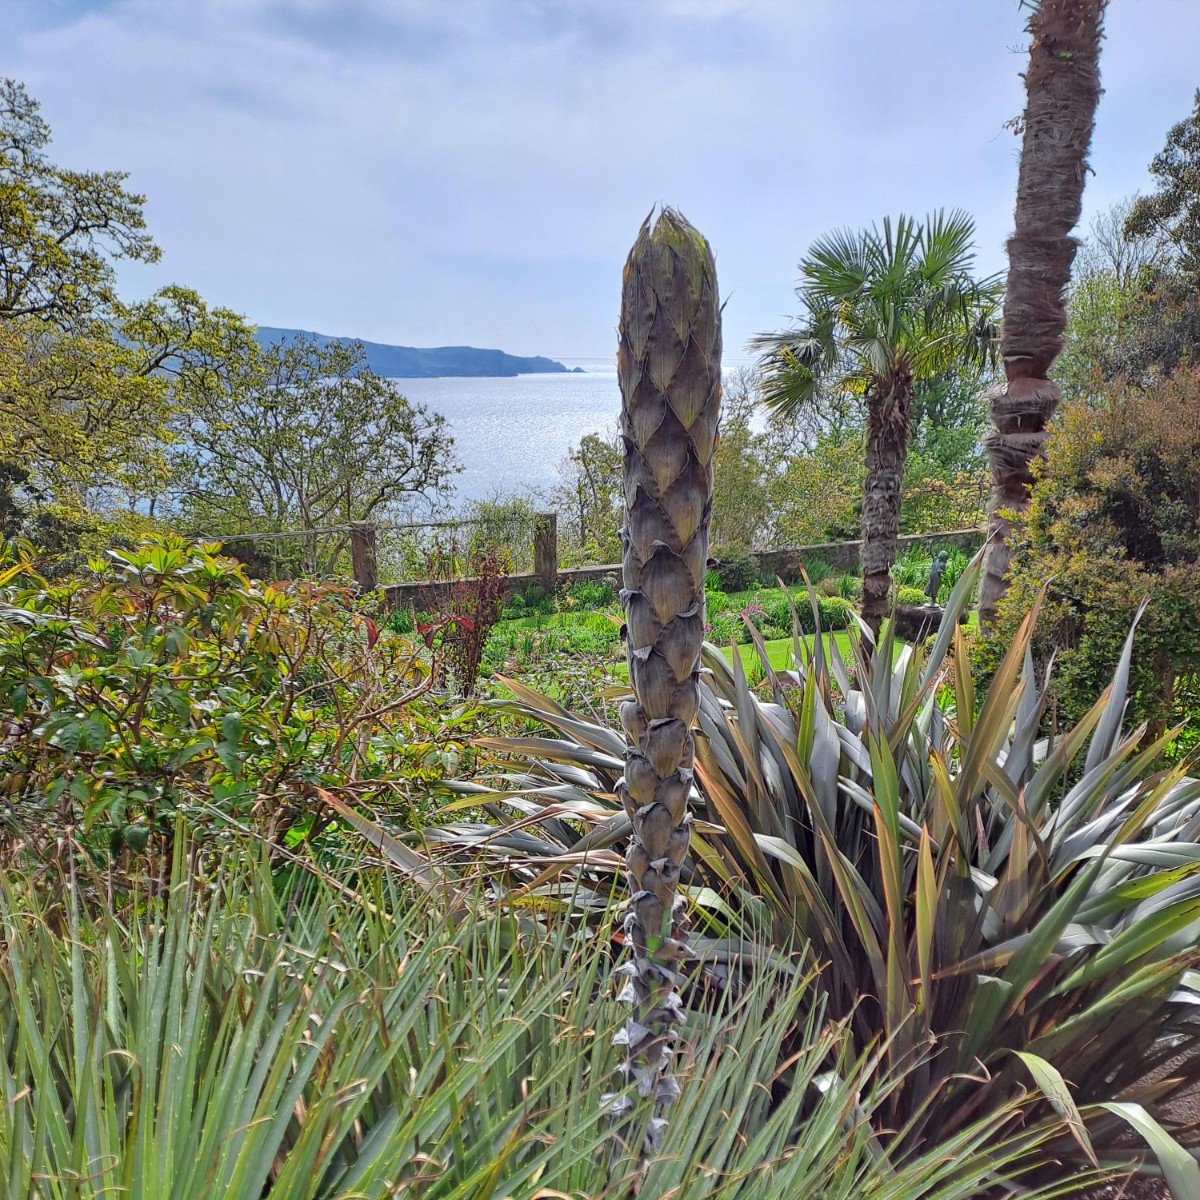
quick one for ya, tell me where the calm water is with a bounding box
[394,358,620,502]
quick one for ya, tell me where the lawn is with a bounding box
[486,603,978,680]
[725,631,857,670]
[724,611,979,671]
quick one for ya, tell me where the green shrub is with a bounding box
[767,591,854,634]
[896,585,929,607]
[439,564,1200,1188]
[498,592,527,620]
[985,370,1200,735]
[483,611,620,675]
[815,595,854,629]
[891,547,931,589]
[559,577,616,610]
[760,592,794,629]
[515,582,552,613]
[708,611,746,645]
[738,599,771,636]
[0,538,458,867]
[386,605,415,633]
[711,544,758,593]
[835,571,862,600]
[707,591,855,642]
[706,588,731,615]
[798,555,834,586]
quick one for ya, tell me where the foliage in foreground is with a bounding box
[427,563,1200,1191]
[0,845,1069,1199]
[0,539,475,867]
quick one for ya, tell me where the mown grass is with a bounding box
[724,611,980,670]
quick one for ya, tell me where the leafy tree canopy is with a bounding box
[1124,88,1200,276]
[1062,200,1200,391]
[1,287,256,520]
[0,78,158,325]
[552,430,622,566]
[173,336,457,575]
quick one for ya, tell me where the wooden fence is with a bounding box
[375,519,985,608]
[206,515,983,605]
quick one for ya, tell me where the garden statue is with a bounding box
[924,550,949,604]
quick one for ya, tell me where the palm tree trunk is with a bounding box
[979,0,1106,624]
[861,374,913,638]
[610,209,720,1150]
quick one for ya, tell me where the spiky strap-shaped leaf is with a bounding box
[609,209,720,1137]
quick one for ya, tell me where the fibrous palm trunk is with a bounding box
[979,0,1106,625]
[610,209,720,1148]
[860,372,913,638]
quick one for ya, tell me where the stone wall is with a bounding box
[379,528,983,608]
[747,529,984,580]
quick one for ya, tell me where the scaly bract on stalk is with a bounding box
[609,209,721,1142]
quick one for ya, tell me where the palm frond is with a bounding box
[918,207,979,280]
[754,210,999,405]
[803,226,874,302]
[751,310,841,418]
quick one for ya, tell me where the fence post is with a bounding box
[349,522,378,593]
[533,512,558,596]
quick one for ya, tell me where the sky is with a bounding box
[6,0,1199,365]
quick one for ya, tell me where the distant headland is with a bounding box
[255,326,582,378]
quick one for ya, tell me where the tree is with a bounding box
[709,369,768,549]
[0,80,258,557]
[611,209,720,1149]
[978,0,1106,625]
[702,369,790,551]
[0,286,256,519]
[897,373,992,533]
[754,211,997,634]
[1058,201,1194,396]
[173,336,457,576]
[554,431,623,565]
[0,78,158,325]
[1125,88,1200,276]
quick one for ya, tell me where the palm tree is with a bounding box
[978,0,1107,626]
[609,209,720,1148]
[754,211,998,636]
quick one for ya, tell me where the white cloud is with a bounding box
[8,0,1200,358]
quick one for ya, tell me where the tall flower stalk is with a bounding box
[608,209,720,1147]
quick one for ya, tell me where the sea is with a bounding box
[393,357,620,503]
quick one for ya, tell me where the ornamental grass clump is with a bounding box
[0,838,1071,1200]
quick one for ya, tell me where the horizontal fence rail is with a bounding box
[195,516,985,605]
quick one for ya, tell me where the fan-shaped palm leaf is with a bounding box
[755,210,1000,633]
